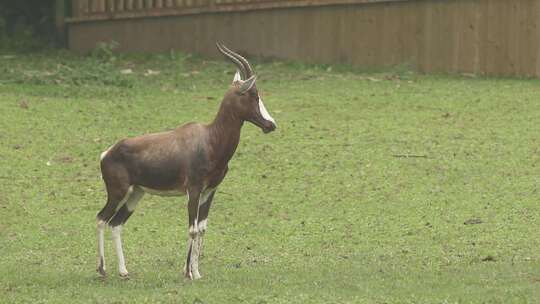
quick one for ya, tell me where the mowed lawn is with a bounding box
[0,50,539,304]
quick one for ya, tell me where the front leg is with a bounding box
[196,189,216,261]
[184,188,201,280]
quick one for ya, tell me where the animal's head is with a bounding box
[217,43,276,134]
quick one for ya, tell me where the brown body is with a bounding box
[101,119,235,200]
[95,43,276,280]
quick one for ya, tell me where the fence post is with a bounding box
[117,0,125,11]
[55,0,66,47]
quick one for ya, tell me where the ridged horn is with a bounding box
[216,42,247,80]
[219,43,254,78]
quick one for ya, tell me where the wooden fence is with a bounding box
[69,0,405,20]
[67,0,540,77]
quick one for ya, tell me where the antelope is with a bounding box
[96,43,277,280]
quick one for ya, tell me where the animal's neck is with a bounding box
[208,102,243,166]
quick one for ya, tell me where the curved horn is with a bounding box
[220,44,254,78]
[216,42,247,80]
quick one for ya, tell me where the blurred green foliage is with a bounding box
[0,0,56,51]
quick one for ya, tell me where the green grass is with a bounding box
[1,49,539,304]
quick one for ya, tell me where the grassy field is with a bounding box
[0,49,539,304]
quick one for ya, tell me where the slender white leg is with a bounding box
[196,235,204,261]
[191,233,201,280]
[196,219,207,259]
[185,222,201,280]
[185,188,211,280]
[190,188,214,278]
[112,225,129,278]
[192,233,201,280]
[96,219,107,276]
[184,239,196,279]
[183,238,189,274]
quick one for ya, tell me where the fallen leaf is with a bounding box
[481,255,496,262]
[59,156,74,163]
[464,218,483,225]
[144,69,160,76]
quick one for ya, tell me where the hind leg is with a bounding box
[96,218,107,277]
[96,193,127,277]
[95,174,133,277]
[109,186,144,278]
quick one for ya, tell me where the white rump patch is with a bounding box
[258,97,276,125]
[100,145,114,161]
[100,149,109,161]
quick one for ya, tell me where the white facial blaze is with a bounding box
[258,97,276,125]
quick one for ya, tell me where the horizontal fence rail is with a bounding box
[69,0,407,21]
[67,0,540,77]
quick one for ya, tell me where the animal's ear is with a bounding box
[232,70,242,83]
[238,75,256,94]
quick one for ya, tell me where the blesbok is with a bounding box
[96,43,276,280]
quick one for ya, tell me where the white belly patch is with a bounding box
[140,186,185,197]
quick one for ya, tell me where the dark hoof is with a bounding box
[97,267,107,278]
[97,257,106,277]
[119,273,130,280]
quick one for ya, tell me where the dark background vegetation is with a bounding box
[0,0,57,50]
